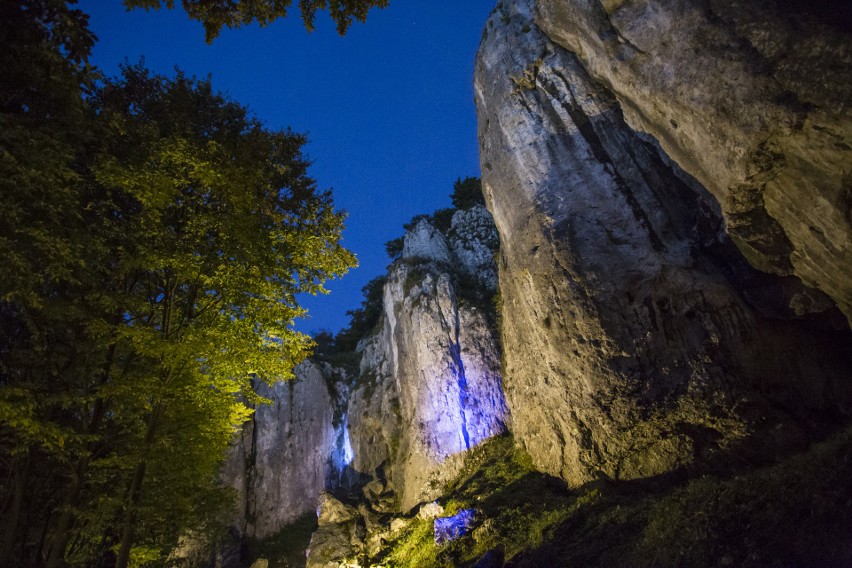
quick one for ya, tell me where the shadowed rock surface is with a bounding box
[535,0,852,322]
[475,0,852,485]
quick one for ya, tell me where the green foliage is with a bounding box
[0,7,355,564]
[334,275,386,353]
[429,207,455,233]
[124,0,391,42]
[373,428,852,567]
[384,518,441,568]
[384,236,404,261]
[376,435,575,567]
[450,176,485,210]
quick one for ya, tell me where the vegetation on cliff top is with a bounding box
[312,176,487,376]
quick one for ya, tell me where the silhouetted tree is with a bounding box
[451,176,485,210]
[124,0,391,42]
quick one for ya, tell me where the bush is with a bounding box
[451,177,485,210]
[385,237,404,260]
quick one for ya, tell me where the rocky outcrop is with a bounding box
[475,0,852,485]
[346,209,508,511]
[305,493,364,568]
[222,205,506,557]
[223,361,336,539]
[534,0,852,323]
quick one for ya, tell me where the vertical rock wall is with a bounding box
[534,0,852,322]
[224,361,336,539]
[346,208,508,511]
[223,205,507,549]
[475,0,852,485]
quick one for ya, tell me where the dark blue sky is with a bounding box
[78,0,495,333]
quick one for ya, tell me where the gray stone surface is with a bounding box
[346,216,508,511]
[402,217,452,264]
[449,204,501,292]
[475,0,852,485]
[534,0,852,323]
[305,493,364,568]
[223,361,336,539]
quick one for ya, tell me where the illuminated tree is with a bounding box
[0,4,356,565]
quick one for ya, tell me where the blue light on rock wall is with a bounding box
[332,412,354,474]
[434,509,476,544]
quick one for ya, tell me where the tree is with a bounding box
[333,275,386,353]
[0,2,99,565]
[93,65,355,568]
[0,6,357,561]
[450,176,485,210]
[124,0,391,42]
[384,236,404,260]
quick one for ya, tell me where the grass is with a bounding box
[373,435,577,567]
[370,426,852,567]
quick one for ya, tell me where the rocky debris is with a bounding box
[475,0,852,485]
[417,501,445,520]
[448,204,501,292]
[317,492,359,525]
[222,361,336,539]
[248,559,268,568]
[305,493,365,568]
[434,509,476,545]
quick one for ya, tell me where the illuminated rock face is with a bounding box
[223,362,336,539]
[347,212,507,511]
[475,0,852,485]
[534,0,852,323]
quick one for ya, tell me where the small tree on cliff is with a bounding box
[451,176,485,210]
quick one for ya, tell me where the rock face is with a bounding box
[223,361,336,539]
[534,0,852,323]
[346,209,508,511]
[222,206,506,557]
[305,493,364,568]
[475,0,852,484]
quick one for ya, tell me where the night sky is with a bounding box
[78,0,496,334]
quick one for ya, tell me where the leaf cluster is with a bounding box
[124,0,391,42]
[0,6,356,565]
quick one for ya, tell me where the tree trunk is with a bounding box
[114,404,161,568]
[45,455,88,568]
[0,454,28,566]
[45,338,118,568]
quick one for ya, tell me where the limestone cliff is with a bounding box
[345,206,508,512]
[223,361,336,539]
[535,0,852,322]
[221,204,507,566]
[475,0,852,485]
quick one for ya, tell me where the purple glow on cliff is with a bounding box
[331,412,354,476]
[420,359,507,462]
[434,509,476,544]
